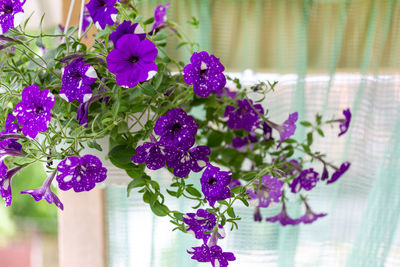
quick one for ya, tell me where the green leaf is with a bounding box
[238,198,249,207]
[150,201,169,217]
[108,145,135,170]
[143,17,154,25]
[300,121,312,127]
[127,177,147,196]
[307,132,313,146]
[317,128,325,137]
[226,207,236,218]
[207,131,224,147]
[87,140,102,151]
[185,187,202,198]
[131,103,148,113]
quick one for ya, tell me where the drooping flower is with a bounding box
[215,87,237,99]
[290,168,319,193]
[247,175,283,208]
[188,244,236,267]
[297,201,326,224]
[0,0,26,34]
[154,108,198,151]
[0,162,24,206]
[132,141,175,170]
[265,112,298,148]
[327,162,350,184]
[106,34,158,88]
[183,51,226,97]
[254,207,262,222]
[76,94,103,127]
[263,121,273,141]
[13,85,55,139]
[183,209,216,243]
[150,3,170,33]
[200,164,232,206]
[86,0,118,30]
[109,20,146,45]
[166,145,210,178]
[280,158,301,177]
[56,155,107,192]
[21,171,64,210]
[224,99,264,131]
[232,133,258,151]
[338,108,351,137]
[321,165,329,181]
[266,201,299,226]
[60,58,97,103]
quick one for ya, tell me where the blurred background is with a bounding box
[2,0,400,267]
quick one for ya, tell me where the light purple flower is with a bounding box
[215,87,237,99]
[76,94,103,127]
[225,99,264,131]
[86,0,118,30]
[188,244,235,267]
[132,141,175,170]
[247,175,283,208]
[109,20,146,45]
[0,0,26,34]
[265,112,298,148]
[13,85,55,139]
[327,162,350,184]
[107,34,158,88]
[56,155,107,192]
[200,164,232,206]
[290,168,319,193]
[154,108,198,151]
[297,201,326,224]
[21,171,63,210]
[150,3,170,33]
[183,51,226,97]
[0,162,23,206]
[183,209,216,243]
[166,145,210,178]
[266,201,300,226]
[338,108,351,136]
[60,58,97,103]
[228,179,241,189]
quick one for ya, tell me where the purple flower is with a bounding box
[280,158,301,177]
[0,162,23,206]
[151,3,170,32]
[263,121,273,141]
[132,141,175,170]
[81,7,91,34]
[266,201,300,226]
[21,171,63,210]
[224,99,264,131]
[166,145,210,178]
[2,113,19,134]
[183,209,216,243]
[338,108,351,136]
[228,179,241,189]
[154,108,198,151]
[109,20,146,45]
[254,207,262,222]
[13,85,55,139]
[188,244,235,267]
[247,175,283,208]
[327,162,350,184]
[232,133,258,151]
[321,165,329,181]
[290,168,319,193]
[297,201,326,224]
[265,112,298,148]
[215,87,237,99]
[183,51,226,97]
[76,94,103,127]
[86,0,118,30]
[0,114,21,151]
[200,164,232,206]
[60,58,97,103]
[56,155,107,192]
[0,0,25,34]
[107,34,158,88]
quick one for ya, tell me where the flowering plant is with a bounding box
[0,1,351,265]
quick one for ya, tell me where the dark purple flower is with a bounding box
[200,164,231,206]
[56,155,107,192]
[183,209,216,243]
[13,85,55,139]
[338,108,351,136]
[21,171,63,210]
[188,244,235,267]
[154,108,198,151]
[266,201,300,226]
[0,0,25,34]
[263,121,273,141]
[290,168,319,193]
[215,87,237,99]
[298,201,327,224]
[254,207,262,222]
[166,145,210,178]
[60,58,97,103]
[150,3,170,32]
[0,114,21,151]
[3,114,19,134]
[132,141,175,170]
[107,34,158,88]
[86,0,118,30]
[321,165,329,181]
[327,162,350,184]
[224,99,264,131]
[76,94,103,127]
[232,133,258,151]
[280,158,302,177]
[183,51,226,97]
[265,112,298,148]
[109,20,146,45]
[247,175,283,208]
[0,162,23,206]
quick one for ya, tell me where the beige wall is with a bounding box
[23,0,62,29]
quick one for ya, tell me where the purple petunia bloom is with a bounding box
[290,168,319,193]
[254,207,262,222]
[166,145,210,178]
[150,3,170,32]
[215,87,237,99]
[86,0,118,30]
[56,155,107,193]
[266,201,300,226]
[200,164,232,206]
[183,51,226,97]
[265,112,298,148]
[109,20,146,45]
[225,99,264,132]
[13,85,55,139]
[298,201,327,224]
[228,179,241,189]
[60,58,97,103]
[188,244,236,267]
[0,162,23,206]
[338,108,351,137]
[263,121,273,141]
[0,114,21,152]
[327,162,350,184]
[107,34,158,88]
[21,171,64,210]
[183,209,216,243]
[232,133,258,151]
[76,94,103,127]
[0,0,26,34]
[280,158,302,177]
[247,175,283,208]
[154,108,198,151]
[321,165,329,181]
[132,141,175,170]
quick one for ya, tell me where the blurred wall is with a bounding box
[23,0,62,29]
